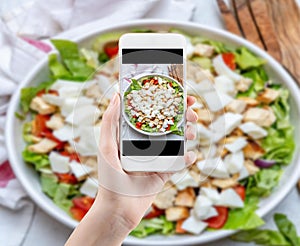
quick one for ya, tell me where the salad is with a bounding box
[124,75,184,134]
[17,29,295,238]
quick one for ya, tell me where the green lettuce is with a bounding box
[262,89,295,164]
[23,122,33,143]
[223,196,264,230]
[232,213,300,246]
[50,39,95,81]
[235,47,265,70]
[246,169,282,197]
[40,174,80,213]
[22,149,50,170]
[130,216,175,238]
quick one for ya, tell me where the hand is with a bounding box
[66,93,198,246]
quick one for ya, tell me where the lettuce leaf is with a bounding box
[50,39,95,81]
[262,89,295,164]
[235,47,265,70]
[246,169,282,197]
[223,196,264,230]
[231,213,300,246]
[274,213,300,246]
[130,216,175,238]
[22,149,50,170]
[40,174,79,213]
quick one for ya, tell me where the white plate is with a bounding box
[5,20,300,245]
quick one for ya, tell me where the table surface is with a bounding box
[1,1,300,246]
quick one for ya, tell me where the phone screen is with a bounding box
[120,48,185,157]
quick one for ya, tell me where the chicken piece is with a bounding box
[226,99,247,114]
[175,188,196,207]
[196,108,213,124]
[243,141,265,160]
[31,136,42,143]
[64,144,76,153]
[193,43,215,57]
[231,128,245,137]
[153,186,177,210]
[30,97,56,115]
[187,63,214,83]
[195,150,204,161]
[28,138,58,154]
[165,206,190,221]
[257,88,280,104]
[238,97,259,107]
[212,176,238,189]
[216,145,228,158]
[46,113,64,130]
[243,108,276,127]
[244,159,260,175]
[85,83,103,99]
[236,77,253,92]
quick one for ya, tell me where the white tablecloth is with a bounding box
[0,1,299,246]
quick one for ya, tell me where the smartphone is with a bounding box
[119,33,186,172]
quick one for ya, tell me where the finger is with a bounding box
[187,96,196,107]
[184,151,196,166]
[186,124,196,140]
[186,107,198,122]
[99,93,120,156]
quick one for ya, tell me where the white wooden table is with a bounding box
[0,1,299,245]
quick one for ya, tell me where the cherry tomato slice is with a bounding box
[32,114,51,137]
[234,185,246,201]
[144,206,164,219]
[56,173,78,184]
[72,196,95,212]
[104,41,119,58]
[70,206,87,221]
[204,206,228,229]
[59,150,81,162]
[136,122,143,129]
[222,53,236,70]
[36,89,59,97]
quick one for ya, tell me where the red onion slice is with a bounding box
[254,159,276,168]
[21,37,52,53]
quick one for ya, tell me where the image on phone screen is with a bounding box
[120,47,185,169]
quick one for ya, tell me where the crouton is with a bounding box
[226,99,247,114]
[175,188,196,207]
[243,141,265,160]
[27,138,58,154]
[257,88,280,104]
[212,176,238,189]
[238,97,259,107]
[243,108,276,127]
[153,186,177,210]
[196,108,213,124]
[30,97,56,115]
[244,159,260,175]
[216,145,228,158]
[193,43,214,57]
[46,113,64,130]
[165,206,190,221]
[236,77,253,92]
[231,128,245,137]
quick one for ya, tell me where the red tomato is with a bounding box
[175,219,187,234]
[72,196,95,212]
[204,206,228,229]
[56,173,78,184]
[136,122,143,129]
[70,206,87,221]
[169,82,173,87]
[153,80,158,85]
[37,89,59,97]
[104,41,119,58]
[222,53,236,70]
[166,125,171,131]
[32,114,51,137]
[234,185,246,201]
[143,206,164,219]
[43,131,65,149]
[60,150,81,162]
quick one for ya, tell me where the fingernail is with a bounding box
[110,93,118,105]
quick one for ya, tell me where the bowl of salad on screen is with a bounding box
[123,74,184,136]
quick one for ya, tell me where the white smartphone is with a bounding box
[119,33,186,172]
